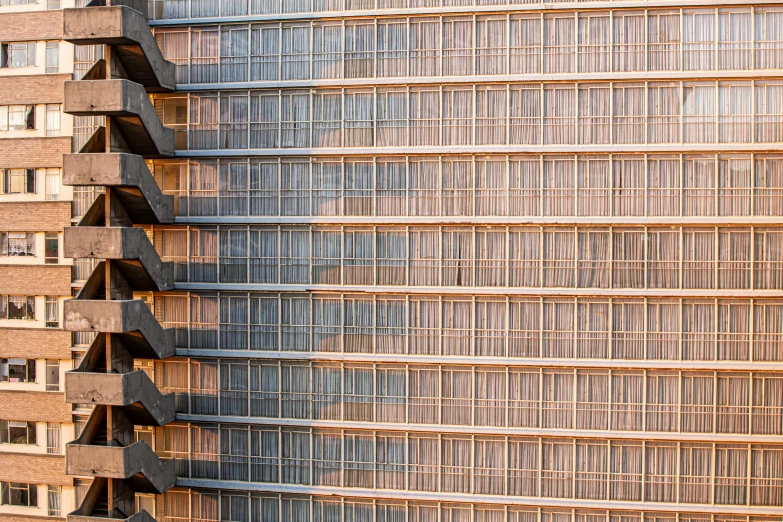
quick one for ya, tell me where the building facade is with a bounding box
[0,1,78,521]
[1,1,783,522]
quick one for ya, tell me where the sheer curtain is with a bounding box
[683,9,716,70]
[613,11,645,72]
[578,13,610,73]
[250,24,280,81]
[156,31,190,84]
[220,27,249,83]
[190,29,219,83]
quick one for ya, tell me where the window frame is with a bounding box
[0,358,37,383]
[45,359,59,391]
[2,169,36,194]
[44,233,58,264]
[1,42,36,69]
[0,296,36,320]
[45,104,60,136]
[0,420,37,445]
[0,232,35,257]
[44,42,59,74]
[0,104,35,131]
[0,482,38,508]
[44,168,60,200]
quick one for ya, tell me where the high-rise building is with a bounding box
[2,1,783,522]
[0,1,77,520]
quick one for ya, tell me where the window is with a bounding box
[0,232,35,256]
[46,295,60,322]
[136,495,154,517]
[161,98,188,150]
[0,358,36,383]
[46,423,60,454]
[45,42,59,74]
[0,0,37,4]
[45,105,60,136]
[73,479,90,509]
[1,482,38,508]
[0,420,36,445]
[46,486,60,516]
[2,169,36,194]
[44,234,58,264]
[73,45,104,81]
[0,296,36,320]
[45,169,59,200]
[45,360,59,391]
[1,42,36,69]
[0,105,35,131]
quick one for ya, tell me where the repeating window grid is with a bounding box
[156,294,783,365]
[159,421,783,507]
[150,8,783,78]
[154,224,783,294]
[158,352,782,440]
[150,153,783,219]
[89,0,783,517]
[157,490,783,522]
[157,80,783,152]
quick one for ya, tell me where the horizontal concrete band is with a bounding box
[174,283,783,298]
[148,0,783,25]
[175,414,783,444]
[177,144,783,157]
[174,349,783,371]
[174,216,783,225]
[175,69,783,91]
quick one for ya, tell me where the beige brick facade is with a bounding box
[0,75,70,106]
[0,11,63,42]
[0,328,71,359]
[0,7,75,515]
[0,454,70,487]
[0,203,72,231]
[0,266,72,295]
[0,138,71,169]
[0,391,71,423]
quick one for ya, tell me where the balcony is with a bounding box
[64,299,174,360]
[65,371,175,426]
[64,227,173,291]
[64,80,174,157]
[63,4,174,91]
[66,441,176,494]
[64,153,174,224]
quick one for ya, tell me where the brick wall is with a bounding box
[0,203,71,231]
[0,454,70,486]
[0,328,71,359]
[0,138,71,169]
[0,75,69,106]
[0,265,72,295]
[0,11,63,41]
[0,390,71,423]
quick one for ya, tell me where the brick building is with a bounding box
[0,1,77,521]
[2,1,783,522]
